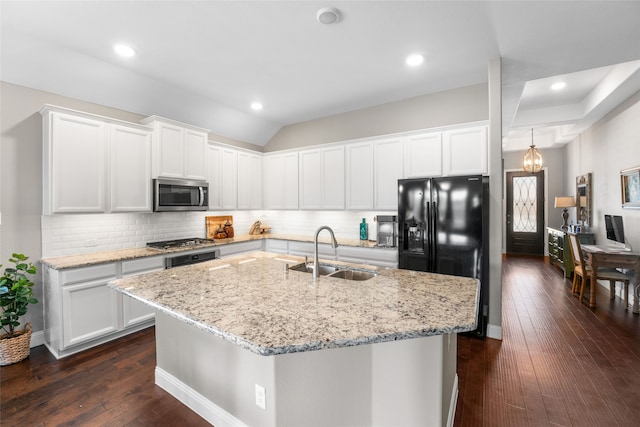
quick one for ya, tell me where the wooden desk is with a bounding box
[582,245,640,313]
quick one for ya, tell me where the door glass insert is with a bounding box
[513,176,537,232]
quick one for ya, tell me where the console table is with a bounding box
[547,227,595,278]
[582,245,640,313]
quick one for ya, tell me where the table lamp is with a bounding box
[555,196,576,230]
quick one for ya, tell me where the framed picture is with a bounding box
[621,166,640,208]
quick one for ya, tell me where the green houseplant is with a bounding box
[0,253,38,365]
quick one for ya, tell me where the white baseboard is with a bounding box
[447,374,459,427]
[486,323,502,340]
[30,329,45,348]
[155,367,247,427]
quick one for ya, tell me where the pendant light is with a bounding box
[523,128,543,173]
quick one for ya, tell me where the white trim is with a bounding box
[447,374,459,427]
[30,329,45,348]
[487,323,503,340]
[155,367,248,427]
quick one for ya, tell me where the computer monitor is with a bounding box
[604,214,628,249]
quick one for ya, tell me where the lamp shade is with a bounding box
[554,196,576,208]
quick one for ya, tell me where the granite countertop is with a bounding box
[41,233,394,270]
[108,251,479,356]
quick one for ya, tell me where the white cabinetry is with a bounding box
[41,105,153,214]
[373,138,404,210]
[442,126,488,176]
[141,116,209,180]
[336,246,398,268]
[44,256,164,359]
[263,153,299,210]
[217,240,263,258]
[299,147,345,210]
[206,145,223,209]
[237,151,262,210]
[221,148,238,209]
[42,109,107,214]
[346,143,374,210]
[110,124,152,212]
[405,132,442,178]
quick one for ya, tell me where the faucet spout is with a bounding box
[313,226,338,279]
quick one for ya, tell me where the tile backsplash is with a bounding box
[42,210,390,257]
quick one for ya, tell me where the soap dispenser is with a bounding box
[359,218,368,241]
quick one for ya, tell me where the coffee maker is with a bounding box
[375,215,397,247]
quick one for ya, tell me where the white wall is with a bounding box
[564,90,640,303]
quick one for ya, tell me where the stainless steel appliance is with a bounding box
[147,238,219,268]
[398,175,489,337]
[153,178,209,212]
[375,215,397,247]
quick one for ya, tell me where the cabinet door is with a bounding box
[49,113,107,213]
[442,126,488,176]
[62,279,119,348]
[346,143,374,210]
[121,256,164,328]
[264,155,285,209]
[110,125,152,212]
[207,145,223,209]
[405,133,442,178]
[282,153,299,209]
[299,150,323,210]
[374,138,403,210]
[184,130,207,180]
[322,146,345,209]
[156,122,185,179]
[220,148,238,209]
[237,152,262,210]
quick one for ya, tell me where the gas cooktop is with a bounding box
[147,238,216,250]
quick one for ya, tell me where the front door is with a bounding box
[506,171,545,255]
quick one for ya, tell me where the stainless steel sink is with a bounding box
[288,262,340,276]
[327,269,377,281]
[288,262,376,281]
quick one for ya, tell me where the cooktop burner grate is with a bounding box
[147,238,216,250]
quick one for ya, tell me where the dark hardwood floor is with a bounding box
[2,256,639,426]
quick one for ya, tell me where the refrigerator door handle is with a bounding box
[431,200,438,269]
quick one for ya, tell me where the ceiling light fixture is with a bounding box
[523,128,543,173]
[251,102,263,111]
[406,53,424,67]
[114,44,135,58]
[316,7,341,24]
[551,81,566,91]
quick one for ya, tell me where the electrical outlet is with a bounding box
[255,384,266,410]
[85,239,98,247]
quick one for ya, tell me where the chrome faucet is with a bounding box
[313,226,339,279]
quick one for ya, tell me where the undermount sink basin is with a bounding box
[327,269,377,281]
[288,262,376,281]
[288,263,340,276]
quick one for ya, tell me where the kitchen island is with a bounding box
[108,251,479,427]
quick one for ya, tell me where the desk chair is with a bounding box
[567,233,632,309]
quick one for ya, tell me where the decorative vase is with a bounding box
[0,323,32,366]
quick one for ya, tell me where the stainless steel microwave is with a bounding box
[153,178,209,212]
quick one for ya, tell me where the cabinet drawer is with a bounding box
[122,256,165,276]
[61,263,118,285]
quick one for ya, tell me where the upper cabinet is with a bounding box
[442,126,488,176]
[373,137,404,210]
[140,116,209,181]
[299,146,345,210]
[405,132,442,178]
[263,152,299,210]
[41,105,152,215]
[237,151,262,210]
[346,142,374,210]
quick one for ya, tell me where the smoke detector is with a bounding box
[316,7,341,24]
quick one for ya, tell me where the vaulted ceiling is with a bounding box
[2,1,639,150]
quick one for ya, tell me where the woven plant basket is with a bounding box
[0,323,32,366]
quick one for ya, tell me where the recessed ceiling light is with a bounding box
[316,7,341,24]
[551,81,566,91]
[251,102,263,111]
[406,53,424,67]
[114,44,135,58]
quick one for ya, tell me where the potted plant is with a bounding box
[0,253,38,366]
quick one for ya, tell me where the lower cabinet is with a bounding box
[44,256,164,359]
[218,240,264,258]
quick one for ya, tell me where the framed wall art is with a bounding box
[621,166,640,208]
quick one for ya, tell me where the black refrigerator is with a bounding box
[398,175,489,337]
